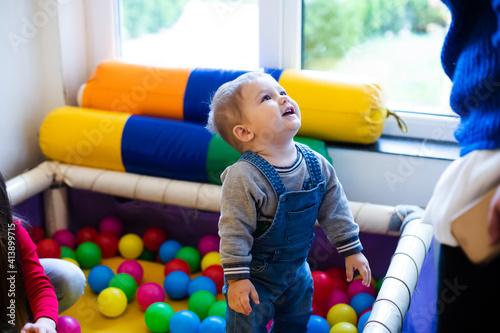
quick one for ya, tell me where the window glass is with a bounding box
[120,0,259,69]
[302,0,453,115]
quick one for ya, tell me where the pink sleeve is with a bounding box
[15,221,59,324]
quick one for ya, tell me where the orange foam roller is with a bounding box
[82,61,191,119]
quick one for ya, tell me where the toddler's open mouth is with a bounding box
[282,106,295,117]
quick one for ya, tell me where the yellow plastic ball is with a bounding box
[330,322,358,333]
[118,233,144,259]
[353,274,377,287]
[97,287,127,317]
[201,251,222,271]
[62,257,80,268]
[327,304,357,327]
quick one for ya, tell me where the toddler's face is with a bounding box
[239,76,301,144]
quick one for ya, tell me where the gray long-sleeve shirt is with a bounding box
[219,147,362,280]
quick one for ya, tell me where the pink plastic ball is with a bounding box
[117,260,144,284]
[347,279,376,299]
[137,282,165,310]
[322,289,350,313]
[57,316,81,333]
[52,230,76,249]
[99,216,124,238]
[198,235,220,257]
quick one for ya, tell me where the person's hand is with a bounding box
[345,252,371,286]
[488,185,500,245]
[227,279,260,315]
[21,317,56,333]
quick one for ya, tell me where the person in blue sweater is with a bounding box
[421,0,500,331]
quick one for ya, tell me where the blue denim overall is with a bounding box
[225,144,326,333]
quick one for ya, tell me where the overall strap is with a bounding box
[239,151,287,199]
[296,143,323,186]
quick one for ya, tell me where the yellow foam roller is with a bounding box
[39,106,130,171]
[279,69,388,144]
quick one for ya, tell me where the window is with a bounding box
[119,0,259,69]
[302,0,453,116]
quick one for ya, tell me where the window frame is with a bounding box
[78,0,458,144]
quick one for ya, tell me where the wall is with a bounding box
[0,1,65,180]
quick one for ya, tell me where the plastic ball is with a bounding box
[326,267,348,293]
[137,282,165,310]
[99,216,123,238]
[312,271,333,303]
[145,302,175,333]
[202,265,224,294]
[97,287,127,317]
[139,248,157,261]
[375,278,383,293]
[109,273,137,301]
[88,265,115,293]
[36,239,61,259]
[199,316,226,333]
[118,233,144,259]
[306,315,330,333]
[52,229,75,249]
[143,227,168,251]
[353,274,377,287]
[350,293,375,317]
[164,271,191,300]
[75,242,102,268]
[95,232,119,258]
[28,226,45,244]
[327,304,357,327]
[117,260,144,284]
[198,235,220,256]
[358,310,371,333]
[312,301,325,318]
[322,289,349,314]
[347,279,375,299]
[60,246,77,260]
[57,316,81,333]
[62,257,80,267]
[188,290,217,321]
[188,276,217,296]
[331,322,358,333]
[176,246,201,272]
[75,227,99,245]
[201,252,221,272]
[208,301,227,318]
[169,310,201,333]
[159,240,182,263]
[164,258,191,276]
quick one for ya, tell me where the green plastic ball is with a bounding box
[138,248,157,262]
[76,242,102,268]
[145,302,175,333]
[208,300,227,318]
[60,246,77,260]
[188,290,216,321]
[109,273,137,301]
[176,246,201,272]
[375,277,383,293]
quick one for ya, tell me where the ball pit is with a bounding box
[164,258,191,276]
[198,235,220,256]
[169,310,201,333]
[350,293,375,317]
[76,241,102,268]
[145,302,175,333]
[159,240,182,263]
[358,310,372,333]
[176,246,201,272]
[306,315,330,333]
[28,226,45,244]
[95,232,119,258]
[201,251,221,272]
[202,265,224,294]
[331,322,358,333]
[164,271,191,300]
[88,265,115,293]
[188,290,217,321]
[188,276,217,296]
[36,239,61,258]
[52,229,75,248]
[199,316,226,333]
[137,282,165,310]
[143,227,168,251]
[109,273,138,301]
[99,216,124,238]
[208,301,227,318]
[347,279,376,299]
[117,260,144,284]
[97,287,128,317]
[118,233,144,259]
[57,316,81,333]
[312,271,334,303]
[60,246,77,260]
[75,227,99,245]
[327,304,357,328]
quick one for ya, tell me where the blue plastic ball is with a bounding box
[199,316,226,333]
[169,310,200,333]
[350,292,376,317]
[164,271,191,300]
[159,240,182,263]
[306,315,330,333]
[358,310,372,333]
[88,265,115,293]
[188,276,217,296]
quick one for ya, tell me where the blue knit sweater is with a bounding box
[441,0,500,156]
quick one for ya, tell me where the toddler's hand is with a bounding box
[227,279,260,315]
[345,252,371,287]
[21,317,56,333]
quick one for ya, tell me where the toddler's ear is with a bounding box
[233,125,254,142]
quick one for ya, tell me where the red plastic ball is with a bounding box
[202,265,224,294]
[142,227,168,252]
[198,235,220,257]
[52,229,76,249]
[95,232,119,258]
[99,216,124,238]
[312,271,333,303]
[164,258,191,276]
[347,279,376,299]
[312,301,326,318]
[28,226,45,244]
[326,267,348,293]
[75,227,99,245]
[117,260,144,284]
[137,282,165,310]
[36,239,61,258]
